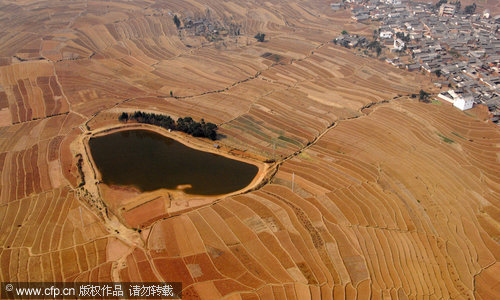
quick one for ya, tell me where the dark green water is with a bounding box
[89,129,258,195]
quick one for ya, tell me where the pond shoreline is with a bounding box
[88,123,268,193]
[77,123,271,228]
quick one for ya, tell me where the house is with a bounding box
[406,63,421,71]
[380,31,393,39]
[393,38,405,51]
[438,91,455,103]
[353,14,369,21]
[439,4,456,17]
[330,3,343,10]
[438,90,474,110]
[453,94,474,110]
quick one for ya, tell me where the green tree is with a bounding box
[419,89,430,102]
[341,30,348,35]
[435,0,447,9]
[464,3,476,14]
[254,33,265,42]
[118,112,128,122]
[122,111,217,139]
[434,69,441,77]
[173,15,181,28]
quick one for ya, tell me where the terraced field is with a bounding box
[0,0,498,299]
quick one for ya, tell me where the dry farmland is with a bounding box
[0,0,499,299]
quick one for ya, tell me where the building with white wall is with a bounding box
[380,31,393,39]
[453,95,474,110]
[437,90,474,110]
[393,38,405,51]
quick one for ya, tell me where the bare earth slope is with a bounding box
[0,1,499,299]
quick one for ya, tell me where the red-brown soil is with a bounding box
[0,1,498,299]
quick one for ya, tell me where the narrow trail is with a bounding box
[157,41,329,100]
[243,98,398,194]
[78,40,331,134]
[71,40,330,132]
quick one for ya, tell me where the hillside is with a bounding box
[0,1,499,299]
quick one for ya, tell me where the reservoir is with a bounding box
[89,129,259,195]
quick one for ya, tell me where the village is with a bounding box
[333,0,500,124]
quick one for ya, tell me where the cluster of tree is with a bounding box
[448,48,461,58]
[435,0,448,9]
[177,117,218,140]
[464,3,476,15]
[436,0,463,12]
[123,111,176,129]
[173,15,181,28]
[452,1,462,11]
[254,33,265,42]
[334,36,383,56]
[367,40,382,56]
[396,32,410,43]
[419,89,431,102]
[333,38,347,47]
[119,112,218,140]
[75,154,85,188]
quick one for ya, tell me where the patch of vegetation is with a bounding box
[76,154,85,187]
[448,48,461,58]
[119,111,218,140]
[464,111,474,118]
[261,52,283,63]
[451,132,467,140]
[118,112,128,122]
[173,15,181,28]
[431,100,442,105]
[419,90,430,102]
[236,118,273,140]
[341,30,348,35]
[437,133,455,144]
[254,32,265,42]
[278,135,303,147]
[435,0,447,9]
[364,40,382,57]
[464,3,476,14]
[396,32,410,43]
[298,152,313,161]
